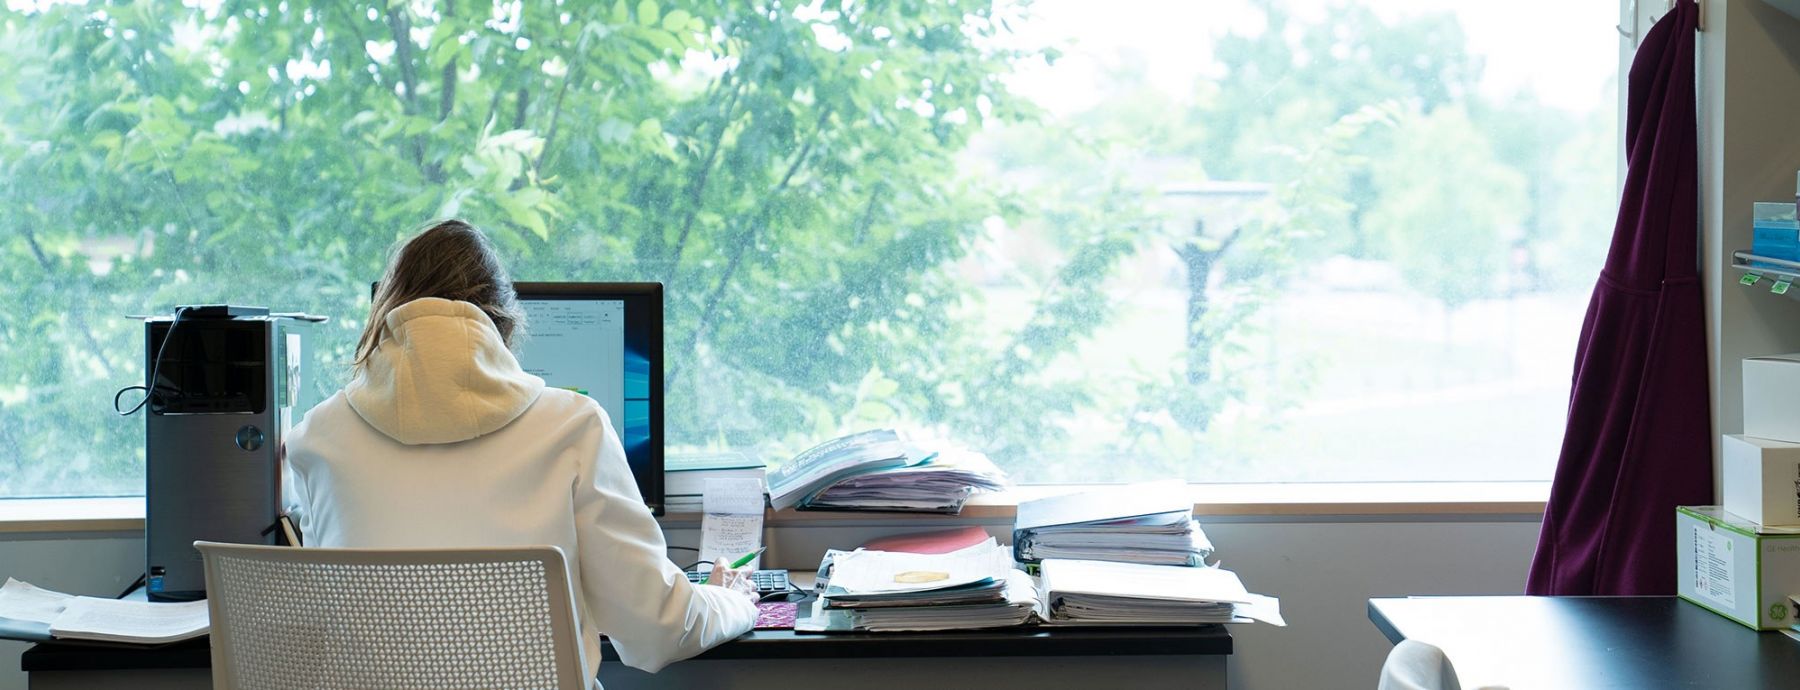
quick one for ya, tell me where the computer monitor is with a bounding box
[512,282,664,515]
[368,281,665,514]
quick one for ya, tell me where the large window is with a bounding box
[0,0,1618,497]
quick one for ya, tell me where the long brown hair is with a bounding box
[354,220,525,368]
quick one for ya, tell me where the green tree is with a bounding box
[1201,0,1480,259]
[0,0,1067,493]
[1367,106,1527,313]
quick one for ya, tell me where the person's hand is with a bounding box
[706,564,759,604]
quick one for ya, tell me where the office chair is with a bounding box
[197,542,589,690]
[1377,639,1462,690]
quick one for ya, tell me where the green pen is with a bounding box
[702,547,759,587]
[728,547,766,569]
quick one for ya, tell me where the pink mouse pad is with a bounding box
[755,601,799,630]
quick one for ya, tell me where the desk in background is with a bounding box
[1368,595,1800,689]
[24,573,1231,690]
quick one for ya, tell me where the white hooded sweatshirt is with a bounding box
[283,297,755,683]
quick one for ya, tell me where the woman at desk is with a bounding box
[283,220,758,680]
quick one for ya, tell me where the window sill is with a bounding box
[0,482,1549,534]
[665,481,1551,525]
[0,497,146,534]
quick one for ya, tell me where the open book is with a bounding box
[0,578,209,644]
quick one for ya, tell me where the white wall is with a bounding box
[0,515,1539,690]
[1702,0,1800,485]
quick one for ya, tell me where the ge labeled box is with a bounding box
[1744,354,1800,443]
[1724,435,1800,527]
[1676,506,1800,630]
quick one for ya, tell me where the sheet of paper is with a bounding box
[828,539,1010,594]
[1233,593,1286,626]
[50,597,209,643]
[700,477,765,571]
[0,579,73,625]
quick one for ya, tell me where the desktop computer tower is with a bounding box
[144,311,317,600]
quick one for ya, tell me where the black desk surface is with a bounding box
[23,625,1230,672]
[1369,596,1800,689]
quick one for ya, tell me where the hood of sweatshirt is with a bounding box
[345,297,544,445]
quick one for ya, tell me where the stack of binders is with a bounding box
[1012,481,1212,567]
[1012,483,1283,626]
[1036,559,1282,626]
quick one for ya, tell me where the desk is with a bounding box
[24,618,1230,690]
[1368,596,1800,689]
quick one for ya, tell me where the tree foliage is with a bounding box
[1368,106,1527,312]
[0,0,1617,493]
[0,0,1056,493]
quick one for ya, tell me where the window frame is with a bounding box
[0,1,1638,505]
[0,482,1548,534]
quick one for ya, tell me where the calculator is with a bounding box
[686,568,791,595]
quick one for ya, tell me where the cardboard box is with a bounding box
[1676,506,1800,630]
[1724,435,1800,527]
[1744,354,1800,443]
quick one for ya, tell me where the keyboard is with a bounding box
[686,568,791,595]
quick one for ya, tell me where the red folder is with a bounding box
[859,526,992,554]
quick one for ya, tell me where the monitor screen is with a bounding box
[512,282,664,515]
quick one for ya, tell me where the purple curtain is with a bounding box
[1527,0,1711,596]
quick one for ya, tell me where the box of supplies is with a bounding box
[1676,506,1800,630]
[1744,355,1800,443]
[1724,435,1800,527]
[1752,202,1800,263]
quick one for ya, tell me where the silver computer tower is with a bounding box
[144,313,316,600]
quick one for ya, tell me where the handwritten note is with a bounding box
[700,477,765,572]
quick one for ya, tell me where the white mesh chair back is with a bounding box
[197,541,588,690]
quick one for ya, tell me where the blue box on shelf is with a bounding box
[1751,202,1800,266]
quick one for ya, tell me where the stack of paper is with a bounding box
[768,429,920,510]
[665,450,766,513]
[769,430,1007,513]
[1014,481,1213,566]
[0,578,210,644]
[817,540,1035,631]
[803,447,1008,513]
[851,571,1041,632]
[1038,559,1284,626]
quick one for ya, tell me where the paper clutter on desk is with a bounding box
[809,539,1039,632]
[797,539,1286,634]
[1037,559,1284,627]
[0,578,209,645]
[1014,480,1213,566]
[767,429,1007,513]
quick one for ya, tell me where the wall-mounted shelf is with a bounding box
[1733,251,1800,297]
